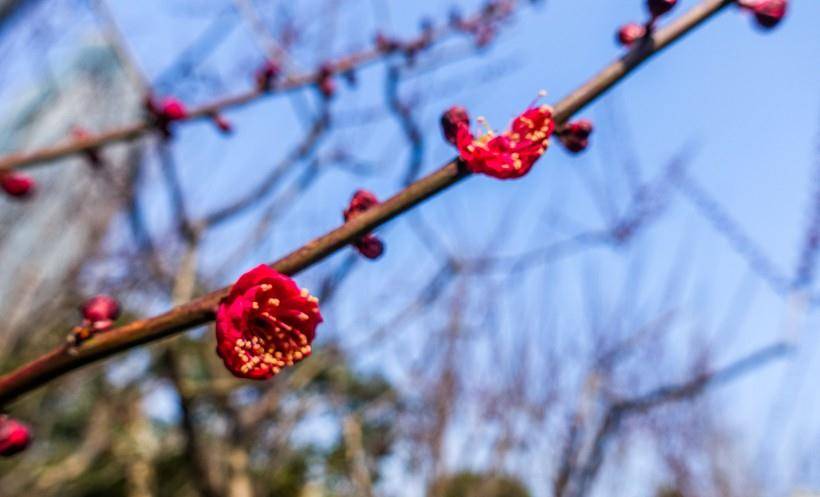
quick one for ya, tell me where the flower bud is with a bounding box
[647,0,677,18]
[0,417,31,457]
[617,23,647,47]
[1,173,35,199]
[81,295,121,324]
[159,97,188,121]
[343,190,385,260]
[255,60,281,91]
[750,0,787,28]
[355,234,385,260]
[212,114,233,134]
[317,63,336,99]
[558,119,594,154]
[440,106,471,145]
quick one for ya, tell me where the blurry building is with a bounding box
[0,38,140,352]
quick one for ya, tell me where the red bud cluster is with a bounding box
[255,60,281,91]
[317,63,336,99]
[558,119,594,154]
[343,190,385,260]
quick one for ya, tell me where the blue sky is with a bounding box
[1,0,819,494]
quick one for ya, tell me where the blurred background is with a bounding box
[0,0,818,496]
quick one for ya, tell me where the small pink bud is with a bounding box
[317,63,336,99]
[750,0,787,28]
[1,173,35,198]
[440,106,471,145]
[617,23,647,47]
[159,98,187,121]
[212,114,233,134]
[255,60,281,91]
[0,417,31,457]
[81,295,121,324]
[647,0,677,18]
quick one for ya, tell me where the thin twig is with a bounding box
[0,2,516,173]
[568,342,791,497]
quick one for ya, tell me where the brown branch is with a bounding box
[0,0,736,407]
[0,2,515,174]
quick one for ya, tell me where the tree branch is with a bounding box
[0,2,517,174]
[0,0,735,407]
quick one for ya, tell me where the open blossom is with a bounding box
[0,417,31,457]
[343,190,385,260]
[1,172,35,198]
[216,265,322,380]
[448,102,555,179]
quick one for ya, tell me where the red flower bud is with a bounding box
[647,0,677,18]
[343,189,379,221]
[1,172,35,198]
[617,23,647,47]
[558,119,594,154]
[255,60,281,91]
[212,114,233,134]
[159,97,188,121]
[440,106,471,145]
[749,0,787,28]
[81,295,121,324]
[448,101,555,180]
[215,265,322,379]
[0,417,31,457]
[317,64,336,99]
[355,235,384,259]
[343,190,385,260]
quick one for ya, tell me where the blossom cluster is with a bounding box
[343,190,385,260]
[441,102,556,180]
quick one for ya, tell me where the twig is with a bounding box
[567,342,791,497]
[0,0,736,407]
[0,2,517,173]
